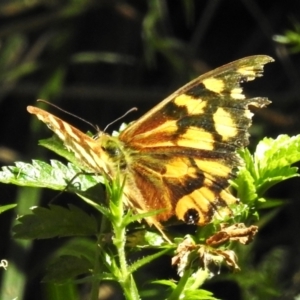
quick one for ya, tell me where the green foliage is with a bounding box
[234,135,300,209]
[226,247,284,300]
[227,135,300,299]
[0,204,17,214]
[0,34,39,84]
[0,158,101,194]
[1,133,300,299]
[44,255,94,283]
[0,135,300,300]
[160,269,216,300]
[14,205,98,239]
[273,22,300,53]
[142,0,187,71]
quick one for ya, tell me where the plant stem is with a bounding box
[113,222,140,300]
[167,268,193,300]
[90,213,112,300]
[108,174,140,299]
[90,233,103,300]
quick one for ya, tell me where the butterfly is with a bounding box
[27,55,273,238]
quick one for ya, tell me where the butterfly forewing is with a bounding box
[27,106,112,175]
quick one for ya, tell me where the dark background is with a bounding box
[0,0,300,299]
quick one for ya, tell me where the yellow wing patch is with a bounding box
[174,94,207,115]
[213,108,238,140]
[202,77,225,93]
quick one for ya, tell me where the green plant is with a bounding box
[273,22,300,53]
[1,132,300,299]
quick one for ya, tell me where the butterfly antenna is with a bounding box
[103,107,138,132]
[37,99,99,131]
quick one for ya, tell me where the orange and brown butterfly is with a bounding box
[27,55,273,238]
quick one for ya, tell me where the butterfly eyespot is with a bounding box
[183,208,200,225]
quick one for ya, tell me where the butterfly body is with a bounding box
[27,55,273,234]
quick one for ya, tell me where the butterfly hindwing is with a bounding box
[126,152,237,226]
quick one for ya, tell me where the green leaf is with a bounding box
[43,282,79,300]
[235,135,300,209]
[53,237,97,264]
[71,51,136,65]
[43,255,93,283]
[0,159,102,195]
[0,204,17,214]
[77,194,110,216]
[128,248,171,274]
[143,230,167,246]
[4,62,38,82]
[273,22,300,53]
[254,135,300,195]
[122,208,166,227]
[233,165,257,205]
[13,204,98,239]
[166,269,216,300]
[43,238,99,284]
[126,230,166,248]
[182,289,217,300]
[151,279,177,289]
